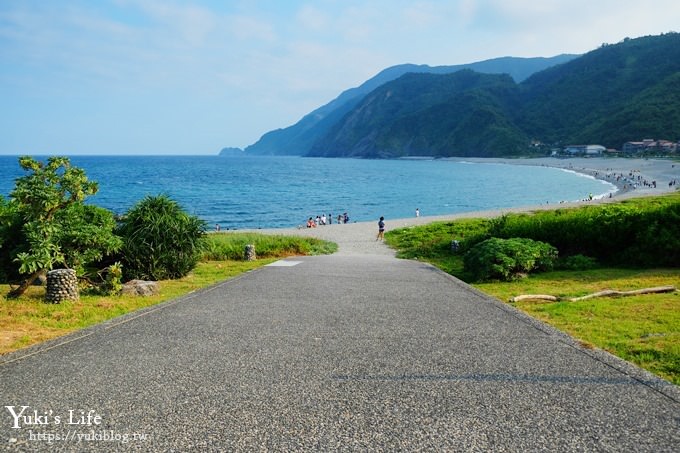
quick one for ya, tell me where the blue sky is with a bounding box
[1,1,679,155]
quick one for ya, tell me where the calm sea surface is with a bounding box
[0,155,614,229]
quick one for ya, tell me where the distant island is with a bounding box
[219,147,244,157]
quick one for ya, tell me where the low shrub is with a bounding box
[463,237,558,282]
[102,262,124,295]
[556,254,599,270]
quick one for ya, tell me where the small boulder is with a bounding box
[121,280,160,297]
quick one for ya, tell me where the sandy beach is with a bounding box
[242,157,680,255]
[460,156,679,199]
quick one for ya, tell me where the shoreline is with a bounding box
[238,157,679,255]
[456,156,679,199]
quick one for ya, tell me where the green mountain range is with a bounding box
[308,33,680,158]
[243,55,577,156]
[308,70,525,158]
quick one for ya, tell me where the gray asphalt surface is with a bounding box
[1,247,679,451]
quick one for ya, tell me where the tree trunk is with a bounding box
[509,294,559,303]
[7,269,46,299]
[509,285,676,303]
[568,286,676,301]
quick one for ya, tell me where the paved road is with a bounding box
[1,247,679,451]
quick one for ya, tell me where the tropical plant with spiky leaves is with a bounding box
[117,194,206,281]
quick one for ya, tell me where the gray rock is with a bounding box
[121,279,160,296]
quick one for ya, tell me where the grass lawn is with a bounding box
[0,260,271,355]
[1,233,337,356]
[474,268,680,385]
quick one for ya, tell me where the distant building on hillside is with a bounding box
[564,144,605,156]
[623,139,678,154]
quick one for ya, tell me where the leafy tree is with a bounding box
[5,156,122,298]
[117,194,206,281]
[52,203,123,275]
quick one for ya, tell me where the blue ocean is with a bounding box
[0,155,614,229]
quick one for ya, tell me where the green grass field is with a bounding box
[385,194,680,385]
[476,268,680,385]
[0,233,336,355]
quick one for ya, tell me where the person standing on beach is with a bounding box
[377,216,385,241]
[415,208,420,217]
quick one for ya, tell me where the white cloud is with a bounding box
[227,14,277,43]
[296,5,330,32]
[126,0,218,46]
[480,0,680,54]
[401,2,442,28]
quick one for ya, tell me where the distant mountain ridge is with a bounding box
[308,33,680,158]
[243,55,578,156]
[308,70,526,158]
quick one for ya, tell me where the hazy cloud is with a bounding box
[296,5,330,32]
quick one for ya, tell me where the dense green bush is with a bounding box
[0,197,24,282]
[474,194,680,267]
[117,195,206,281]
[463,237,558,282]
[387,193,679,282]
[622,202,680,266]
[555,254,599,271]
[53,203,123,276]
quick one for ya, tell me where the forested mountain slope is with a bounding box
[307,33,680,158]
[243,55,577,156]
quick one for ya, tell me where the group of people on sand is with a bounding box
[304,212,387,242]
[592,168,666,192]
[306,212,351,228]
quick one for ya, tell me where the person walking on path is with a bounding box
[377,216,386,241]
